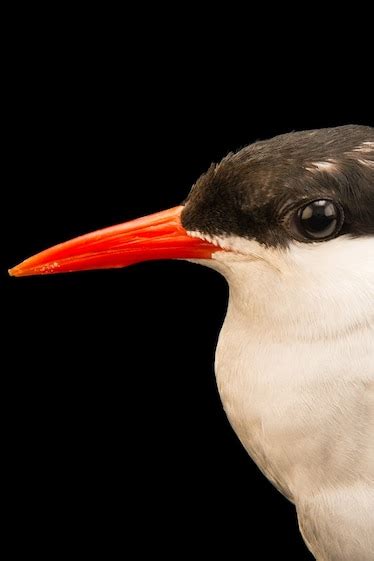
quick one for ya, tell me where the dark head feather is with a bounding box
[182,125,374,247]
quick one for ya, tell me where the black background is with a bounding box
[3,10,373,559]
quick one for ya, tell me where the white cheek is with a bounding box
[192,233,374,339]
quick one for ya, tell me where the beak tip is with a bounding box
[8,262,55,277]
[8,260,35,277]
[9,265,22,277]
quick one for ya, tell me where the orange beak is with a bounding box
[9,206,218,277]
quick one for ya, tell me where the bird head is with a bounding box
[9,125,374,338]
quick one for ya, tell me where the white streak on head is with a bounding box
[357,158,374,169]
[305,160,338,173]
[352,141,374,153]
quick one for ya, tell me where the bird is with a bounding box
[10,124,374,560]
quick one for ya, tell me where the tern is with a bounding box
[10,125,374,560]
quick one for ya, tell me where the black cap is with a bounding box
[182,125,374,248]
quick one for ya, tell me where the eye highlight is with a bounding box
[288,199,344,242]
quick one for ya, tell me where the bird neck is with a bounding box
[218,236,374,343]
[214,235,374,500]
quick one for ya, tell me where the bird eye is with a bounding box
[289,199,344,241]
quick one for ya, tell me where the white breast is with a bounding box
[216,306,374,500]
[206,234,374,559]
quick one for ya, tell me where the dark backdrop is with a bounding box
[3,13,373,560]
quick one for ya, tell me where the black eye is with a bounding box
[290,199,344,241]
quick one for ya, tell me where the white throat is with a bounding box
[193,234,374,503]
